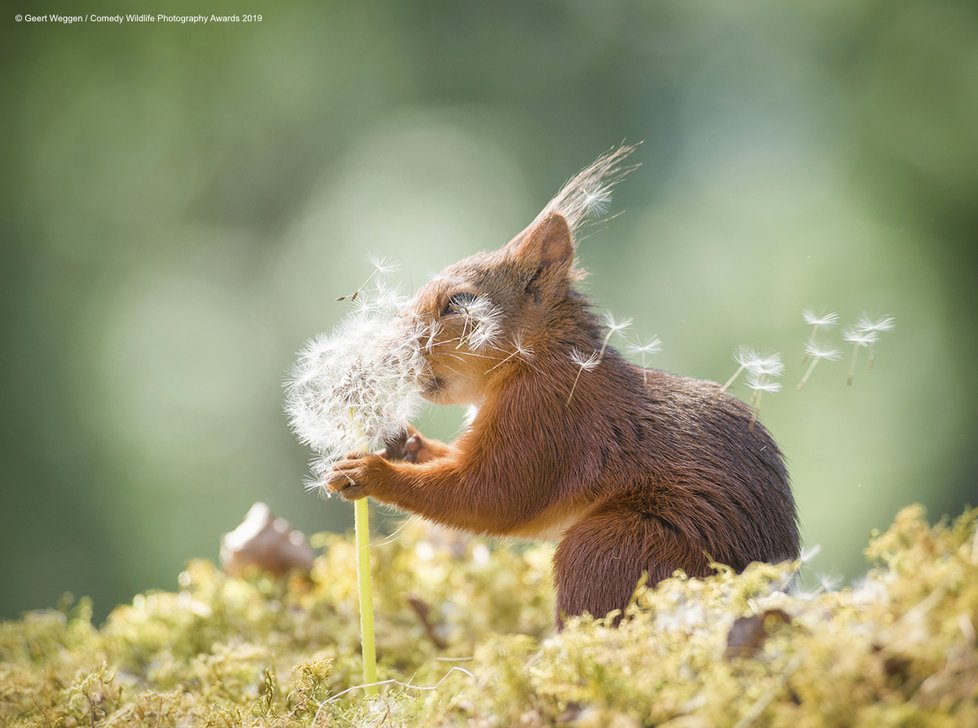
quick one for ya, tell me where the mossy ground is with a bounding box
[2,506,976,727]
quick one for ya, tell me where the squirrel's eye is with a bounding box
[442,292,476,316]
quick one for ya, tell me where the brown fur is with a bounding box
[327,211,799,627]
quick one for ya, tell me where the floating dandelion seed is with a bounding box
[719,348,783,426]
[579,186,613,218]
[600,313,632,359]
[336,256,402,302]
[351,279,410,318]
[796,343,841,390]
[457,297,503,352]
[604,312,633,333]
[856,314,895,369]
[749,353,785,378]
[487,331,535,373]
[803,309,840,328]
[538,144,641,234]
[570,348,601,370]
[799,544,822,564]
[628,336,663,386]
[566,348,600,406]
[369,254,401,274]
[628,336,663,355]
[802,309,839,362]
[566,314,630,406]
[511,331,535,362]
[421,318,443,354]
[857,314,895,333]
[721,346,762,392]
[842,326,879,386]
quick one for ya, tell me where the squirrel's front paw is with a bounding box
[383,426,446,464]
[325,454,388,500]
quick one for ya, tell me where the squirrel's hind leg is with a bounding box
[553,497,710,628]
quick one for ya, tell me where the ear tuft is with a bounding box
[506,212,573,269]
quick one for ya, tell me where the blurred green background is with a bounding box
[2,1,976,620]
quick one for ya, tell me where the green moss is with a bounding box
[1,507,976,726]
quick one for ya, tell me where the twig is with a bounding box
[311,667,477,726]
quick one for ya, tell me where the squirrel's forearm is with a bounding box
[420,437,451,461]
[370,456,549,535]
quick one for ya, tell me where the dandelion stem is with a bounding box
[749,389,762,431]
[802,327,818,363]
[337,268,380,302]
[566,366,586,406]
[486,349,519,373]
[354,498,378,697]
[721,365,744,393]
[867,342,876,369]
[796,358,819,390]
[336,257,400,302]
[597,329,615,361]
[847,343,859,386]
[348,411,378,698]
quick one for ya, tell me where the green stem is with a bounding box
[348,408,378,698]
[847,344,859,386]
[354,497,378,696]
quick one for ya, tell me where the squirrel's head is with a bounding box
[406,143,638,405]
[408,213,577,405]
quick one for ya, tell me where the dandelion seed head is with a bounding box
[284,302,424,468]
[804,342,841,361]
[802,309,839,328]
[843,326,879,346]
[857,314,895,334]
[569,348,600,371]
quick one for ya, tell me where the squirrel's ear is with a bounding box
[504,212,574,272]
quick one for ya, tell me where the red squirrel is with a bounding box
[326,147,800,625]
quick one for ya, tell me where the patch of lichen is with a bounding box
[2,506,976,727]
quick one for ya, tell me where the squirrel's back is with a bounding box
[501,336,799,570]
